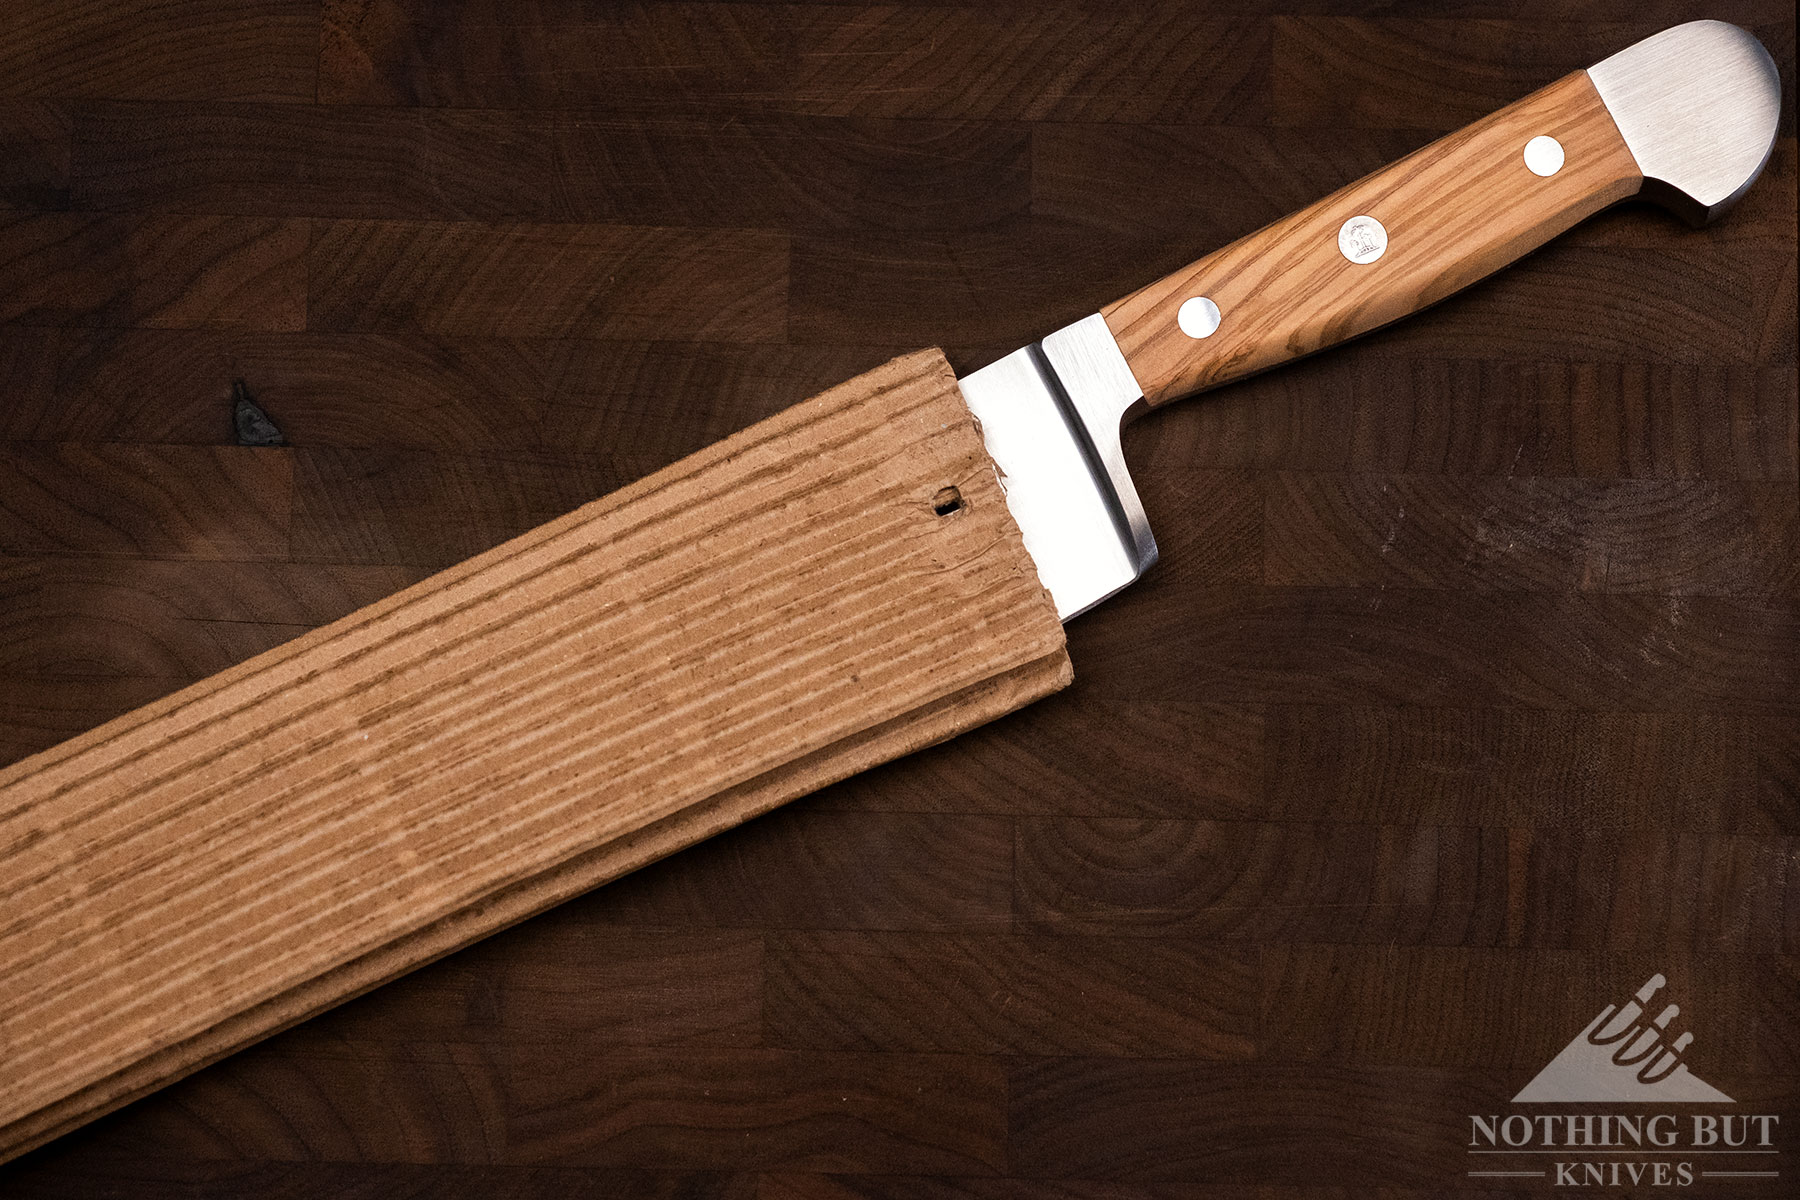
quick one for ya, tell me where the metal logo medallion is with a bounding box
[1337,215,1388,264]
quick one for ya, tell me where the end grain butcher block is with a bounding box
[0,348,1070,1162]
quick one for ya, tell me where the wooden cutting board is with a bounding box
[0,347,1070,1163]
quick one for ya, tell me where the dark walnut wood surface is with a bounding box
[1,1,1795,1196]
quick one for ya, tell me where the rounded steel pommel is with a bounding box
[1587,20,1783,226]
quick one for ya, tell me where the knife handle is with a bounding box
[1103,70,1642,407]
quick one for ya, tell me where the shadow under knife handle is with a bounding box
[1102,20,1782,409]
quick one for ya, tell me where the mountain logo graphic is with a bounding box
[1512,974,1732,1103]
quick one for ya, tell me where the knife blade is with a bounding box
[959,19,1780,619]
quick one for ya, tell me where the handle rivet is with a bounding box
[1177,296,1221,339]
[1523,134,1565,176]
[1337,215,1387,265]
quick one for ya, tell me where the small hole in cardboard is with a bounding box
[932,486,963,516]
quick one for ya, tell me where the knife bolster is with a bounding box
[0,348,1069,1162]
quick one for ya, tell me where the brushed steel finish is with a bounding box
[1587,21,1781,225]
[1523,135,1565,177]
[1338,215,1387,264]
[956,314,1155,620]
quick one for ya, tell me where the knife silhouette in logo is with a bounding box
[1513,975,1733,1103]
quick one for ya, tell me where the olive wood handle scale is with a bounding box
[1104,72,1641,405]
[0,20,1780,1164]
[1105,28,1780,407]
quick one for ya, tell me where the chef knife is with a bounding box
[0,19,1781,1163]
[964,18,1783,619]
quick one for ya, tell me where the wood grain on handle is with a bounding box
[1103,72,1644,406]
